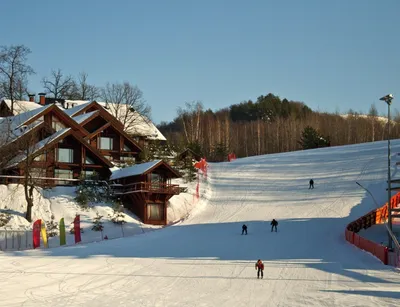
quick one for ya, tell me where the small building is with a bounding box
[110,160,181,225]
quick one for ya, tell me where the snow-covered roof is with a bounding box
[59,100,166,141]
[73,110,99,124]
[63,102,91,117]
[0,104,53,145]
[6,128,71,168]
[0,98,43,115]
[97,102,166,141]
[110,160,162,180]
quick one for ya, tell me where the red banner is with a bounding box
[74,215,81,243]
[228,153,236,162]
[33,219,41,249]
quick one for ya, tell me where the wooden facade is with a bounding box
[0,101,182,225]
[111,160,181,225]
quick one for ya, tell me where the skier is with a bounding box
[255,259,264,279]
[271,219,278,232]
[309,179,314,189]
[241,224,248,235]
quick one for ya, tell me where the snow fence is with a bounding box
[345,192,400,266]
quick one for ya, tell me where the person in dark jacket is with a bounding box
[255,259,264,279]
[241,224,248,235]
[309,179,314,189]
[271,219,278,232]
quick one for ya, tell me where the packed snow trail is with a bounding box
[1,140,400,306]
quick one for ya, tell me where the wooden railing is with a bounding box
[111,182,180,195]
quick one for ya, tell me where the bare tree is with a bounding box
[42,69,74,99]
[101,82,151,131]
[69,72,99,100]
[0,45,34,113]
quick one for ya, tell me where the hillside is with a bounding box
[0,139,399,306]
[159,94,399,161]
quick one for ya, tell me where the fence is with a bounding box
[345,192,400,267]
[0,229,33,251]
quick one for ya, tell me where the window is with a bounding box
[55,169,73,185]
[34,152,46,162]
[52,117,66,132]
[30,168,44,178]
[82,170,96,179]
[151,173,162,189]
[57,148,73,163]
[120,156,135,163]
[100,137,113,150]
[147,203,163,220]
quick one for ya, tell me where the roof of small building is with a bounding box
[0,98,42,115]
[110,160,162,180]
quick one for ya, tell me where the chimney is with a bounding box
[28,94,35,102]
[38,92,46,105]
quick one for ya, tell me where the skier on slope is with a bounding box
[271,219,278,232]
[309,179,314,189]
[255,259,264,279]
[241,224,248,235]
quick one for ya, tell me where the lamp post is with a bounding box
[380,94,394,250]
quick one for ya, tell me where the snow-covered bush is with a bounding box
[92,212,104,231]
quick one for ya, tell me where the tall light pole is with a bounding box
[380,94,394,250]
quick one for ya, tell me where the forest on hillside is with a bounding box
[158,93,400,162]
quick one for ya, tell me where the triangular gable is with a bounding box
[79,110,142,153]
[5,128,113,169]
[110,159,180,181]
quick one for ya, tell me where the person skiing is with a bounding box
[309,179,314,189]
[271,219,278,232]
[255,259,264,279]
[241,224,248,235]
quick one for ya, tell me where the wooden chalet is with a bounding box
[1,104,114,185]
[64,101,142,165]
[0,99,183,225]
[110,160,181,225]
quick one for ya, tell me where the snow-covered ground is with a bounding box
[1,140,400,306]
[0,178,201,250]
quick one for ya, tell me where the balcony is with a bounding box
[111,182,180,196]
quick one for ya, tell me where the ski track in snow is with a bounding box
[1,140,400,306]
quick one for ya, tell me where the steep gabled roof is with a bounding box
[5,128,113,170]
[110,159,181,180]
[0,98,43,115]
[63,101,93,117]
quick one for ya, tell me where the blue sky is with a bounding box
[2,0,400,124]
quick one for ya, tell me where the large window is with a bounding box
[55,169,73,185]
[147,203,163,220]
[100,137,113,150]
[151,173,162,189]
[57,148,74,163]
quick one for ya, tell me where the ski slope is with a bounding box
[1,140,400,306]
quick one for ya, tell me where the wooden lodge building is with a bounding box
[0,98,181,225]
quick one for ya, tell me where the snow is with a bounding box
[1,140,400,306]
[110,160,162,180]
[72,110,99,124]
[1,98,43,115]
[63,102,91,116]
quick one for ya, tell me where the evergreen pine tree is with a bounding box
[299,126,330,150]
